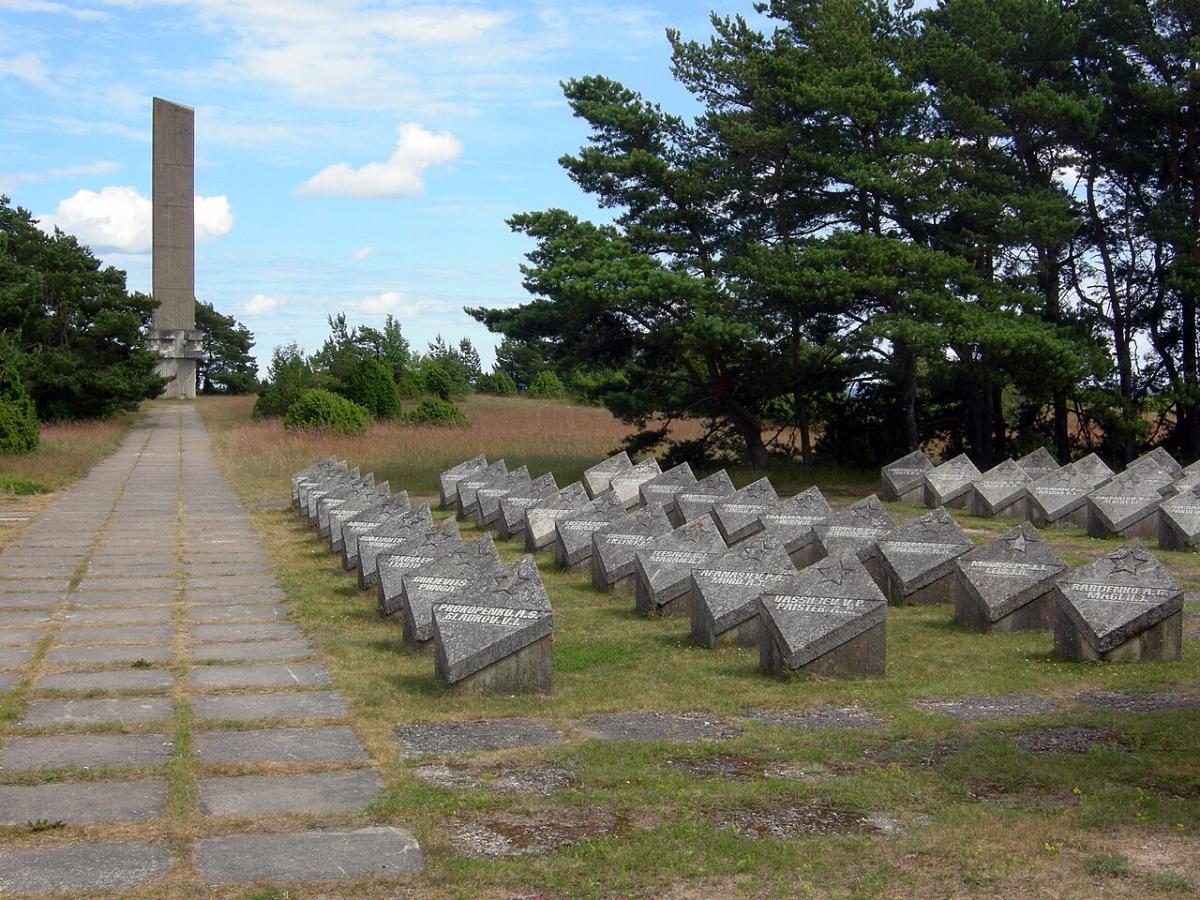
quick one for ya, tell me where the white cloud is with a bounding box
[351,246,376,261]
[242,293,284,315]
[0,52,52,90]
[37,186,234,253]
[50,160,120,178]
[0,0,108,19]
[298,124,462,199]
[350,291,447,318]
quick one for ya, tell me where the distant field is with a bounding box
[197,395,1200,898]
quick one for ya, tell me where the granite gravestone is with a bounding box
[638,463,697,513]
[589,503,673,594]
[524,483,591,552]
[1130,447,1183,479]
[1054,544,1183,662]
[330,492,411,555]
[432,556,554,692]
[633,515,728,616]
[398,538,502,644]
[712,477,779,545]
[316,481,389,540]
[758,487,833,565]
[468,466,531,527]
[1016,447,1061,481]
[342,507,432,572]
[497,472,560,540]
[968,459,1031,519]
[439,456,488,510]
[291,457,342,508]
[297,467,360,518]
[583,452,632,499]
[671,470,736,526]
[373,521,463,612]
[608,457,662,508]
[306,471,372,526]
[455,460,510,520]
[554,492,629,570]
[809,495,897,579]
[357,515,448,590]
[876,508,973,605]
[1085,462,1174,539]
[953,522,1067,633]
[880,450,934,504]
[757,556,888,676]
[1027,453,1113,527]
[922,454,981,509]
[1158,483,1200,550]
[689,533,796,648]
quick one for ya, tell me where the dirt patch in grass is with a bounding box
[1073,689,1200,713]
[746,704,883,730]
[1110,833,1200,889]
[449,808,626,858]
[1185,613,1200,639]
[574,712,741,743]
[859,737,961,770]
[1009,726,1128,754]
[912,693,1059,721]
[394,718,562,757]
[764,760,853,781]
[715,801,881,838]
[411,763,572,796]
[667,753,763,780]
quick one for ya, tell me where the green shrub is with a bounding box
[422,362,455,400]
[406,397,467,426]
[343,357,401,419]
[282,389,370,434]
[477,371,518,396]
[527,370,566,399]
[396,367,424,399]
[0,347,38,454]
[252,343,313,419]
[0,476,51,495]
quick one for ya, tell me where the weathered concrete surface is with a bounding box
[198,769,382,817]
[0,842,173,893]
[0,780,168,824]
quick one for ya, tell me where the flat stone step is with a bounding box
[63,606,173,625]
[191,639,314,662]
[0,779,168,824]
[191,622,301,643]
[0,673,15,693]
[35,669,174,692]
[46,643,173,665]
[20,696,175,727]
[0,732,173,770]
[0,610,51,626]
[0,627,41,646]
[0,842,172,893]
[56,624,175,644]
[193,725,367,764]
[193,827,421,884]
[68,590,176,607]
[187,603,288,623]
[0,647,32,669]
[188,662,328,689]
[198,769,382,816]
[186,587,286,605]
[192,690,348,722]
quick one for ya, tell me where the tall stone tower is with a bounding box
[148,97,203,399]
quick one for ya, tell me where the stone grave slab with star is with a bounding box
[608,458,663,509]
[296,467,361,520]
[314,478,388,539]
[876,508,973,605]
[880,449,934,504]
[633,515,728,617]
[342,507,432,573]
[468,467,532,528]
[432,556,554,692]
[758,487,833,565]
[670,470,736,526]
[638,463,697,513]
[1053,544,1183,662]
[711,477,780,545]
[291,457,344,509]
[952,522,1068,632]
[524,483,591,552]
[583,452,632,499]
[922,454,981,509]
[1027,453,1113,527]
[397,538,502,644]
[1016,447,1061,481]
[1129,446,1183,479]
[689,533,796,649]
[305,471,373,527]
[589,503,673,594]
[357,515,451,590]
[553,492,630,570]
[439,455,488,509]
[496,472,561,540]
[331,492,411,556]
[967,459,1032,519]
[374,520,464,614]
[454,460,512,521]
[809,495,897,580]
[757,555,888,677]
[1085,461,1174,539]
[1158,483,1200,550]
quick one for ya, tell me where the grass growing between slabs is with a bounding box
[198,395,1200,898]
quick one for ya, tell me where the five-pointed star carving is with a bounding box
[819,558,857,586]
[1108,547,1147,576]
[1003,532,1028,554]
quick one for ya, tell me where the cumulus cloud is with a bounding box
[350,291,447,318]
[51,160,120,178]
[36,186,233,252]
[298,123,462,198]
[351,246,376,261]
[0,52,52,90]
[242,293,284,315]
[0,1,108,19]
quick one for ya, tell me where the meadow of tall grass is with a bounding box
[0,413,140,492]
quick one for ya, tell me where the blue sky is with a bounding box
[0,0,769,371]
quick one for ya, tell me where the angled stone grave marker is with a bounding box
[877,507,973,605]
[524,482,591,552]
[671,470,736,527]
[757,555,887,677]
[712,477,779,545]
[590,503,673,594]
[433,556,553,692]
[297,466,360,517]
[455,459,510,520]
[638,463,697,513]
[968,459,1031,519]
[374,520,463,608]
[439,455,488,509]
[1158,483,1200,550]
[553,491,629,570]
[880,450,933,504]
[306,471,373,526]
[1027,453,1113,527]
[291,457,342,508]
[633,515,728,616]
[1054,544,1183,661]
[609,457,662,508]
[342,506,431,571]
[333,494,412,556]
[1130,446,1183,479]
[583,452,632,499]
[497,472,561,540]
[398,538,502,644]
[689,533,795,648]
[357,516,450,589]
[758,487,833,565]
[809,495,896,579]
[473,467,535,530]
[1086,462,1174,539]
[953,522,1067,633]
[1016,447,1061,481]
[922,454,981,509]
[318,481,390,541]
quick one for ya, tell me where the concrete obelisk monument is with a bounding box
[148,97,204,399]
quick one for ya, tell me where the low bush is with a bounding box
[282,389,370,434]
[343,357,401,419]
[527,370,566,399]
[406,397,467,426]
[422,363,455,400]
[476,371,518,396]
[0,348,38,454]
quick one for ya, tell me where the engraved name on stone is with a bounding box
[824,526,884,538]
[564,521,607,532]
[965,561,1059,578]
[881,540,961,554]
[1170,505,1200,516]
[678,493,724,502]
[411,577,471,592]
[439,605,542,627]
[979,479,1025,489]
[380,555,435,569]
[1071,583,1171,603]
[721,503,775,513]
[696,570,792,587]
[1101,496,1155,505]
[599,533,654,546]
[763,514,823,525]
[888,467,927,476]
[650,550,711,564]
[773,595,866,614]
[505,497,541,509]
[648,485,688,494]
[1036,486,1079,496]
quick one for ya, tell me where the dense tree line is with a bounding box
[471,0,1199,470]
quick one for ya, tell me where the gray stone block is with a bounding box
[633,515,727,615]
[880,449,934,502]
[190,639,314,662]
[523,482,591,551]
[608,457,662,507]
[20,696,174,727]
[811,495,896,569]
[395,717,561,756]
[671,470,736,525]
[198,769,382,817]
[583,452,631,498]
[439,455,488,508]
[0,627,40,645]
[876,508,973,605]
[35,668,175,692]
[689,533,796,649]
[0,779,167,824]
[56,624,174,644]
[63,606,173,625]
[952,522,1067,633]
[192,690,348,722]
[638,462,696,513]
[394,538,501,641]
[922,454,981,508]
[967,459,1032,518]
[191,622,301,643]
[193,725,367,763]
[0,732,173,770]
[46,643,173,665]
[0,610,51,626]
[0,842,172,893]
[187,603,288,623]
[188,662,329,689]
[0,646,33,669]
[712,477,780,544]
[590,503,673,590]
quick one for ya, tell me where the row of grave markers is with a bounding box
[290,459,554,693]
[882,445,1200,548]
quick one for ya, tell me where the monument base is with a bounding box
[1054,608,1182,662]
[953,586,1055,633]
[692,610,760,649]
[1086,506,1161,541]
[884,568,957,606]
[436,634,553,692]
[760,621,886,677]
[148,329,203,400]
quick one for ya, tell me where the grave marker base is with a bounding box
[634,578,693,617]
[953,582,1055,633]
[691,610,760,649]
[760,621,885,677]
[1158,517,1195,551]
[1053,607,1182,662]
[883,568,957,606]
[1086,506,1161,540]
[435,634,553,692]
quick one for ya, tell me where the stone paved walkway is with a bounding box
[0,406,421,894]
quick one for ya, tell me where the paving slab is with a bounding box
[188,662,329,689]
[0,594,61,610]
[56,623,175,644]
[46,643,173,665]
[0,732,173,770]
[20,696,175,727]
[1073,689,1200,712]
[68,590,176,607]
[187,587,286,604]
[187,575,277,589]
[35,668,175,692]
[0,578,71,593]
[193,725,367,763]
[746,705,884,730]
[192,690,349,722]
[190,639,315,662]
[912,693,1060,721]
[194,826,422,884]
[574,711,741,743]
[187,603,289,623]
[0,610,51,626]
[191,622,302,643]
[0,779,168,824]
[0,627,41,645]
[0,673,15,692]
[198,769,382,816]
[0,842,173,893]
[0,646,32,669]
[63,606,174,625]
[395,718,562,756]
